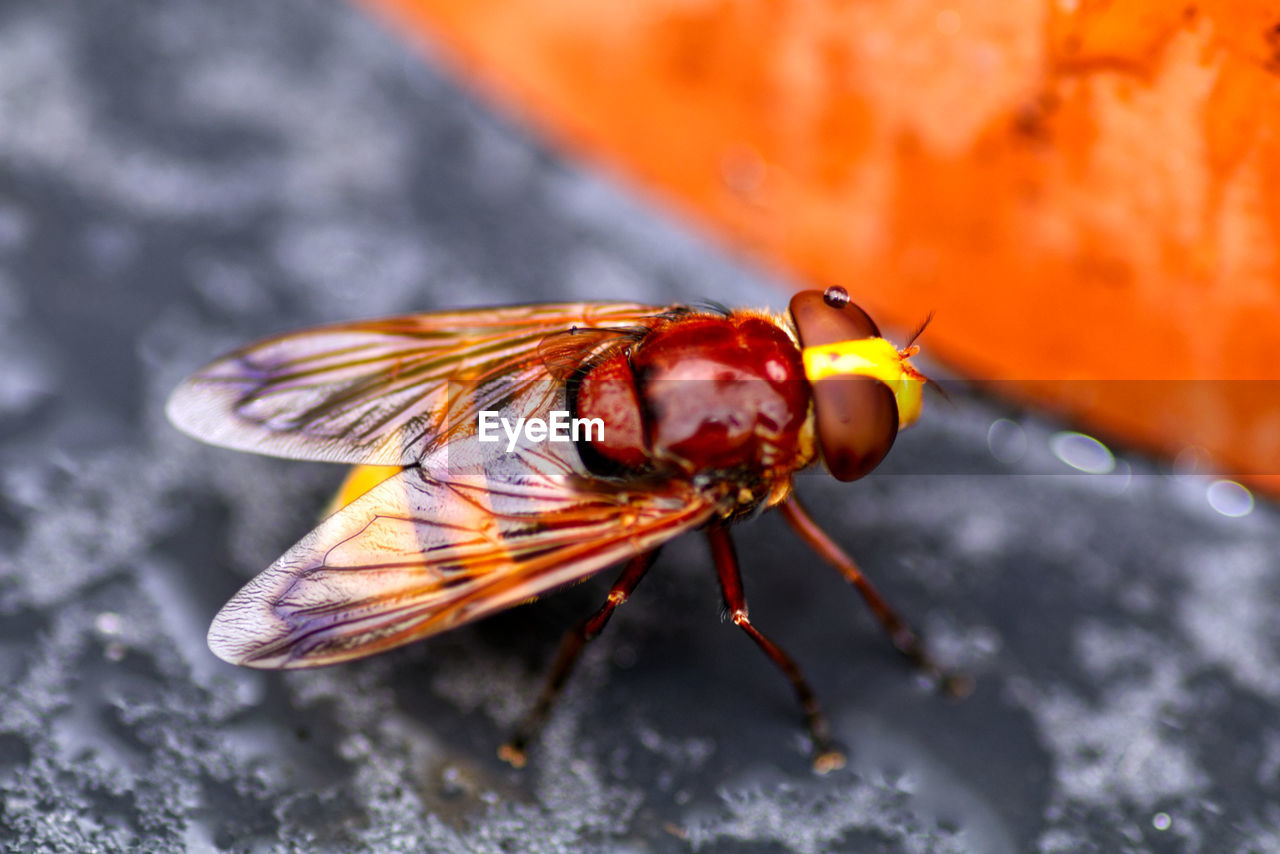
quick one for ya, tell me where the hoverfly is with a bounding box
[167,286,964,772]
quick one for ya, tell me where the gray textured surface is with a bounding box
[1,2,1278,852]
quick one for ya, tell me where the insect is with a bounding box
[167,286,965,772]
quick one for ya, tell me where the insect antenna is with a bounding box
[906,310,935,348]
[924,375,952,404]
[904,310,950,403]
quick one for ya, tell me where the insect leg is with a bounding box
[779,495,972,697]
[499,549,659,768]
[707,524,845,774]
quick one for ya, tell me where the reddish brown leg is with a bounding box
[779,495,971,697]
[499,549,659,767]
[708,523,845,774]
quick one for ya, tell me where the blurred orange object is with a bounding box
[360,0,1280,494]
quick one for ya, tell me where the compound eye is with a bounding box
[810,375,898,480]
[789,289,881,346]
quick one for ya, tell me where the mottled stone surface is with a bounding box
[0,2,1277,852]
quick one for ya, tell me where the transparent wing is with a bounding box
[166,302,664,465]
[207,461,718,668]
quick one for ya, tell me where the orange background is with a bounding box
[359,0,1280,493]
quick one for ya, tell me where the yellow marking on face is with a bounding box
[801,338,926,428]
